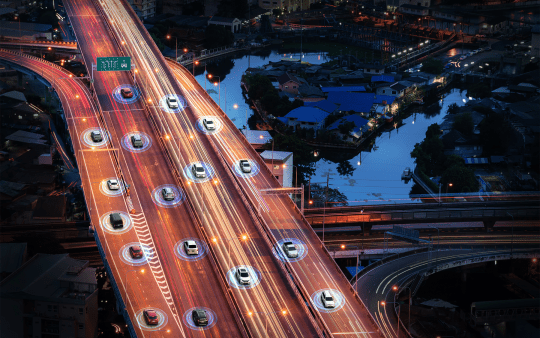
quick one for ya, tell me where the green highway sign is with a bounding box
[97,57,131,71]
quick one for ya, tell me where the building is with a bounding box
[326,92,396,115]
[259,0,312,11]
[0,243,27,282]
[131,0,156,19]
[360,63,385,75]
[161,0,200,15]
[284,106,329,132]
[32,196,67,222]
[0,21,52,40]
[260,150,293,187]
[533,24,540,58]
[399,4,430,16]
[375,81,412,97]
[242,129,272,150]
[328,114,370,142]
[0,254,98,338]
[208,16,241,33]
[278,72,302,94]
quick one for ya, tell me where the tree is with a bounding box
[38,11,59,28]
[310,184,348,207]
[425,123,441,139]
[447,103,460,115]
[217,0,249,18]
[479,112,513,155]
[245,74,274,101]
[441,163,478,193]
[411,123,445,175]
[204,25,234,49]
[453,112,474,136]
[467,83,492,99]
[337,160,355,177]
[337,121,355,136]
[421,58,444,75]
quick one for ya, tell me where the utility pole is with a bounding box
[322,174,329,244]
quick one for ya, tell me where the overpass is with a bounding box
[304,200,540,234]
[353,247,540,338]
[0,39,78,52]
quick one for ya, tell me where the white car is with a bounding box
[203,118,215,130]
[107,179,120,191]
[192,163,206,178]
[161,187,175,201]
[166,96,178,109]
[239,160,251,173]
[321,290,335,308]
[282,241,298,258]
[91,131,103,142]
[459,55,467,61]
[235,267,251,285]
[184,240,199,255]
[131,134,143,148]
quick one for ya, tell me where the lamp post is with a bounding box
[379,300,402,337]
[507,212,514,257]
[393,285,412,333]
[208,74,221,108]
[282,164,298,188]
[341,244,361,280]
[247,309,288,337]
[233,103,249,130]
[166,35,177,61]
[427,224,440,263]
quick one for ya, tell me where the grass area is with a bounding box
[281,41,387,60]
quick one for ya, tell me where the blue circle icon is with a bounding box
[112,84,140,104]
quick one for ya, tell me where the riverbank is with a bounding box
[280,40,383,59]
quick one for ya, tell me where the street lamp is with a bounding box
[247,309,288,336]
[379,300,402,337]
[282,164,298,188]
[341,244,362,280]
[166,35,178,62]
[208,74,221,108]
[233,103,249,130]
[393,285,412,332]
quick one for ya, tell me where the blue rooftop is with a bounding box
[328,115,369,137]
[371,75,395,83]
[285,107,330,123]
[321,86,366,93]
[311,100,337,113]
[326,92,395,113]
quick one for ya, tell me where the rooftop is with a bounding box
[277,72,301,85]
[328,114,369,137]
[321,86,366,93]
[371,75,395,83]
[32,196,66,220]
[0,90,27,102]
[0,243,27,276]
[307,100,337,113]
[285,107,329,123]
[208,16,239,23]
[327,92,395,113]
[0,21,53,32]
[260,150,293,161]
[242,130,272,144]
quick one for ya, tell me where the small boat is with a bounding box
[401,167,412,180]
[383,113,394,124]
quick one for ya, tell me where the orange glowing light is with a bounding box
[141,269,145,273]
[309,200,313,204]
[241,235,247,241]
[248,311,253,316]
[259,135,264,139]
[183,48,188,53]
[233,104,238,109]
[165,135,170,140]
[380,301,386,306]
[121,41,125,45]
[148,98,152,103]
[208,74,212,79]
[166,35,171,39]
[213,179,218,185]
[69,74,73,78]
[341,244,345,249]
[134,69,138,73]
[195,61,199,65]
[282,164,287,168]
[533,258,538,263]
[212,238,217,243]
[48,47,52,50]
[75,94,79,99]
[83,118,86,122]
[214,82,218,86]
[392,286,398,291]
[189,135,194,139]
[282,310,287,315]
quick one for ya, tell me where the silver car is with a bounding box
[131,134,143,148]
[107,179,120,191]
[161,187,174,201]
[184,240,199,255]
[239,160,251,173]
[166,96,178,109]
[203,118,215,130]
[91,131,103,142]
[192,163,206,178]
[235,267,251,285]
[282,241,298,258]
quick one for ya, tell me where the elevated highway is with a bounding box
[0,39,78,52]
[0,49,184,337]
[354,248,540,338]
[304,200,540,234]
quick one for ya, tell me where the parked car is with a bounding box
[184,240,199,255]
[282,241,298,258]
[203,118,215,130]
[120,87,133,98]
[161,187,175,201]
[143,309,159,325]
[109,213,123,229]
[321,290,335,308]
[192,309,208,326]
[131,134,143,148]
[107,179,120,191]
[166,96,178,109]
[239,160,251,173]
[91,130,103,142]
[191,163,206,178]
[235,267,251,285]
[129,245,143,259]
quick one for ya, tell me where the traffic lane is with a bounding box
[65,2,246,335]
[102,110,243,338]
[167,64,380,334]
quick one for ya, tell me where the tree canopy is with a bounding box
[453,112,474,136]
[421,58,444,75]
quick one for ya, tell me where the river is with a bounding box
[193,49,470,205]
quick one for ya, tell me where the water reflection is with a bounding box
[194,50,470,205]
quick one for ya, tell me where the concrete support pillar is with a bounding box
[362,223,372,236]
[17,72,23,86]
[483,220,495,232]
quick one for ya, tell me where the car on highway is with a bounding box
[161,187,175,201]
[91,131,103,143]
[109,213,123,229]
[484,47,492,51]
[184,240,199,255]
[321,290,335,308]
[107,179,120,191]
[192,309,208,326]
[166,96,178,109]
[239,160,251,173]
[120,87,133,98]
[282,241,298,258]
[143,309,159,325]
[459,55,467,61]
[191,163,206,178]
[202,118,215,130]
[131,134,144,148]
[129,245,144,259]
[235,267,251,285]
